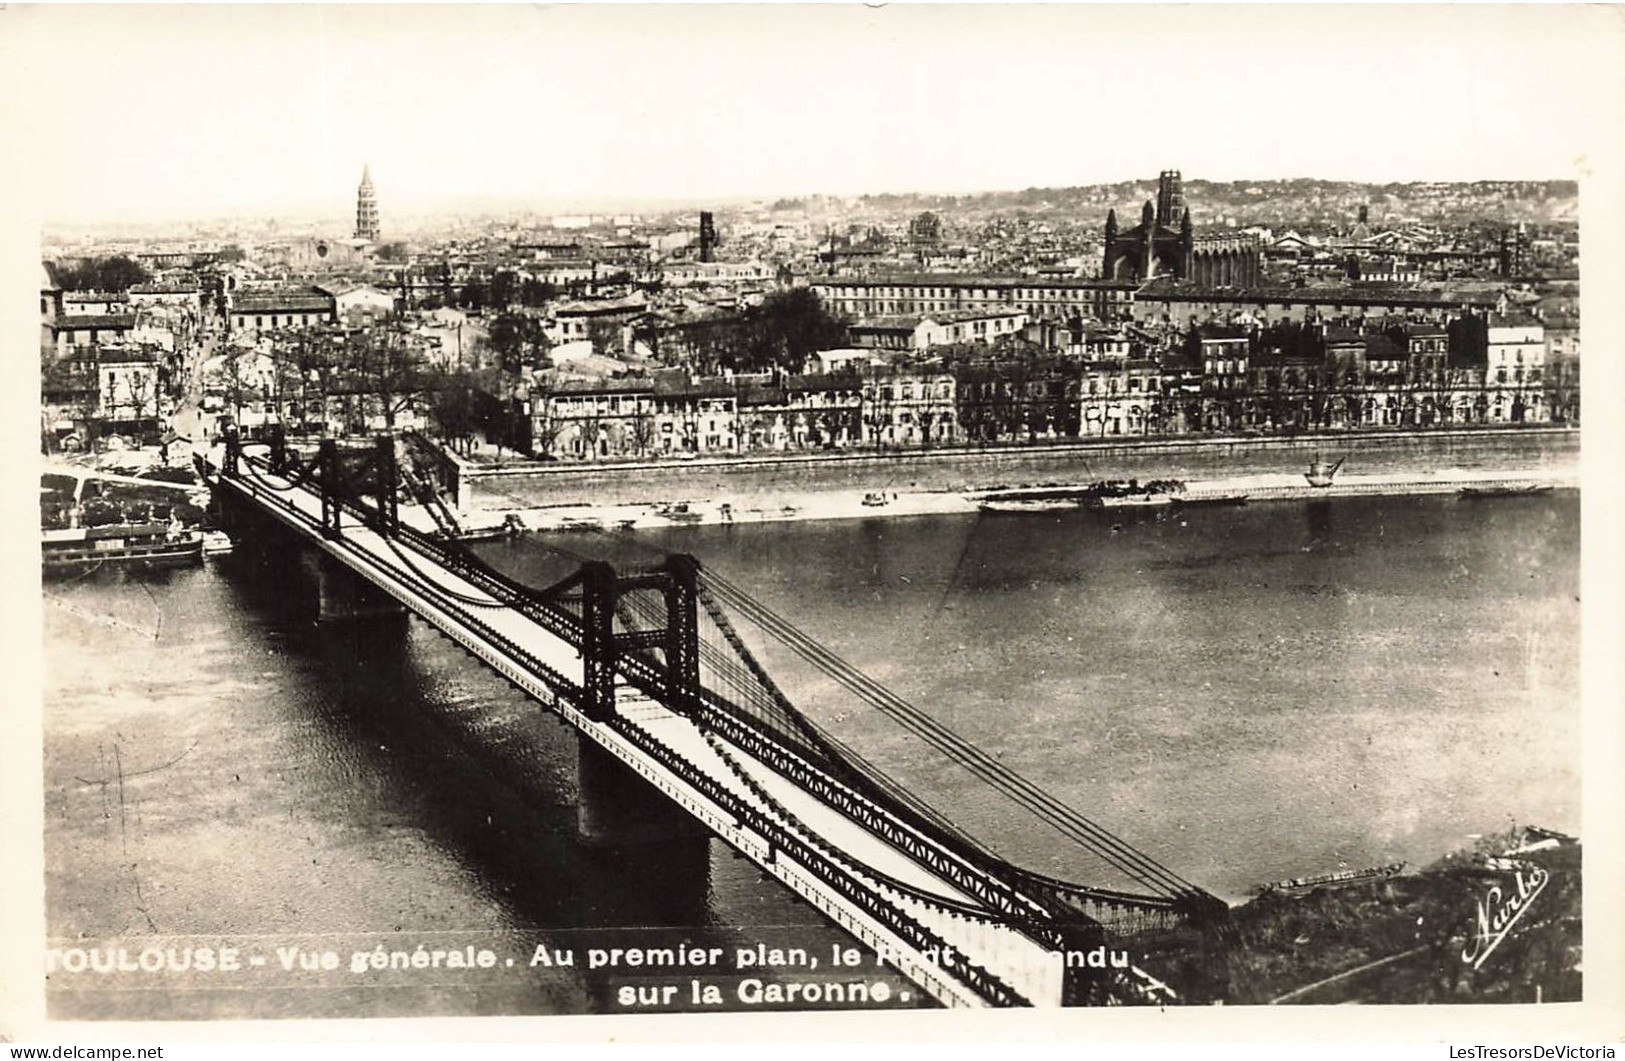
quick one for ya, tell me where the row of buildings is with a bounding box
[528,313,1574,462]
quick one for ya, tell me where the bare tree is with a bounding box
[631,406,656,457]
[862,374,895,449]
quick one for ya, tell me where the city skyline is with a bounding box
[4,5,1621,225]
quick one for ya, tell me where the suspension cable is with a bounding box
[699,569,1200,898]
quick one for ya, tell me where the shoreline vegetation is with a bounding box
[1126,827,1581,1005]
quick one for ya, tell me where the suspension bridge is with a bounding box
[200,430,1228,1008]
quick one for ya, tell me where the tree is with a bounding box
[586,317,624,358]
[519,277,557,307]
[375,242,411,263]
[530,397,563,458]
[631,408,657,456]
[915,375,947,448]
[862,374,895,448]
[487,270,518,310]
[426,369,479,453]
[487,311,552,374]
[349,326,429,432]
[718,289,848,374]
[578,410,604,460]
[53,255,152,292]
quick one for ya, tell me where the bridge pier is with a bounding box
[576,735,710,849]
[302,551,407,624]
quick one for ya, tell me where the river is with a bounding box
[40,490,1580,1017]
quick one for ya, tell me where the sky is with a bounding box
[2,4,1623,223]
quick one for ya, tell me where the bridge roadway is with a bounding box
[215,449,1074,1008]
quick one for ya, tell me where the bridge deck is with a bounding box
[217,452,1070,1007]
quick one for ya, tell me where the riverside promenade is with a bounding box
[446,426,1579,533]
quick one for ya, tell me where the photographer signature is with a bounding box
[1461,860,1548,970]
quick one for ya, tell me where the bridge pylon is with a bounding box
[578,561,619,723]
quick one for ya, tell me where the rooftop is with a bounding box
[130,283,200,295]
[232,287,334,313]
[1137,280,1499,307]
[815,273,1136,291]
[554,297,646,317]
[54,314,136,330]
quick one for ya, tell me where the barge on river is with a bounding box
[42,523,204,576]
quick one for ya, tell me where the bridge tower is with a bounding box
[572,554,710,848]
[217,430,405,622]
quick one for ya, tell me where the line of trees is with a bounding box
[50,255,152,293]
[670,289,850,375]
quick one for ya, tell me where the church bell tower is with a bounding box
[355,164,380,242]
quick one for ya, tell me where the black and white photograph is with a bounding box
[3,2,1623,1043]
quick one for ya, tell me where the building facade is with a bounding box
[812,275,1135,324]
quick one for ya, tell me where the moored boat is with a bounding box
[1458,484,1553,499]
[1259,861,1406,895]
[1305,454,1344,488]
[201,530,235,556]
[43,523,204,575]
[454,513,528,541]
[656,502,705,523]
[1092,492,1175,510]
[978,497,1085,514]
[1173,492,1249,507]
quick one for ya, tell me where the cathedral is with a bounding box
[1101,170,1260,288]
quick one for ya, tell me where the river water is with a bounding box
[41,491,1580,1017]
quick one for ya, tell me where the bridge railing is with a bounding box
[694,700,1071,943]
[227,453,583,703]
[606,711,1027,1007]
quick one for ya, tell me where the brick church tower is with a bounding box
[355,164,380,243]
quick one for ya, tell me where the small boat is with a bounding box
[1259,861,1406,895]
[1459,484,1553,499]
[1173,493,1249,507]
[1092,492,1175,510]
[201,530,235,556]
[861,491,892,508]
[657,502,705,523]
[978,498,1084,514]
[1305,454,1344,488]
[1520,825,1577,846]
[454,514,526,541]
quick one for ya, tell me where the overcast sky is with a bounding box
[4,4,1623,222]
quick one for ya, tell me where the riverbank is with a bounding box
[450,462,1579,535]
[1128,827,1582,1005]
[453,426,1579,530]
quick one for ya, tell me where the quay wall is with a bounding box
[462,427,1580,511]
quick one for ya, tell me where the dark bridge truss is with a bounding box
[217,430,1228,1002]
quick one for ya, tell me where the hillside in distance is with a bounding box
[779,179,1578,230]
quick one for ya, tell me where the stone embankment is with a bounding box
[439,427,1578,533]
